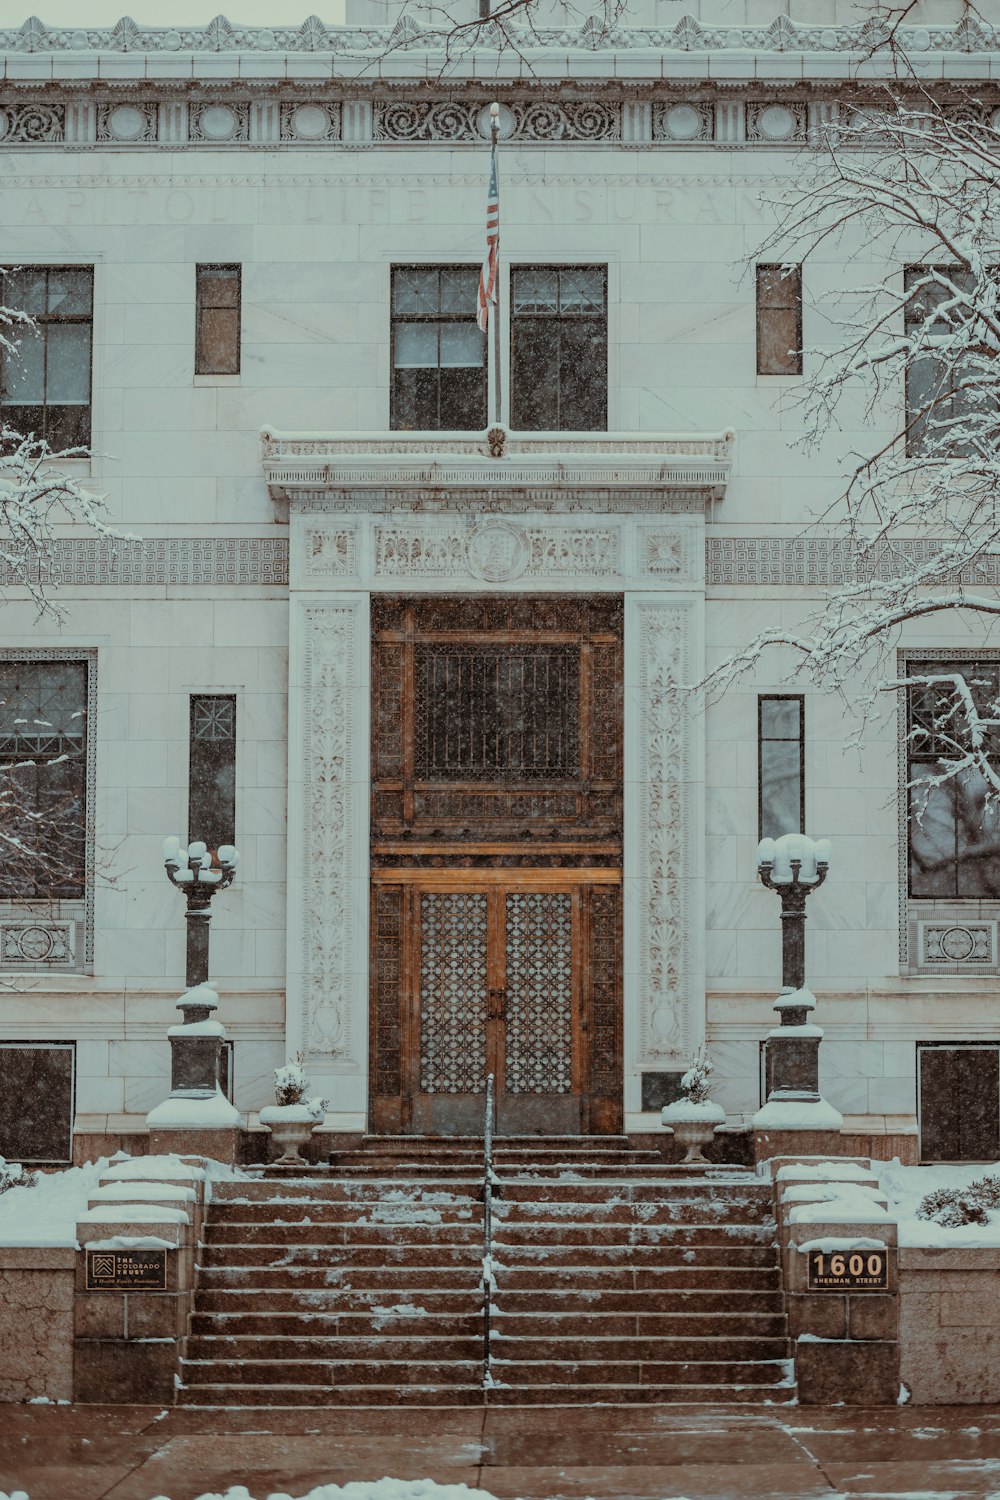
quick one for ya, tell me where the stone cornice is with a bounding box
[2,14,997,63]
[262,429,733,513]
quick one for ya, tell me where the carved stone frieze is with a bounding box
[1,15,996,57]
[279,100,341,143]
[632,599,697,1064]
[0,102,64,143]
[97,101,157,143]
[653,102,714,144]
[371,521,620,582]
[264,431,732,516]
[640,529,687,578]
[917,920,997,969]
[189,100,250,143]
[745,100,808,144]
[0,536,288,588]
[304,527,356,577]
[0,921,75,968]
[706,536,1000,587]
[373,98,621,143]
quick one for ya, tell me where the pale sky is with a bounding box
[5,1,346,25]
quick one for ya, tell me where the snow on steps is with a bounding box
[177,1137,792,1408]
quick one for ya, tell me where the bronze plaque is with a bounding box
[86,1249,167,1291]
[807,1248,888,1292]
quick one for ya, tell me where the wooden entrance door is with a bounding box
[369,596,623,1136]
[371,870,621,1135]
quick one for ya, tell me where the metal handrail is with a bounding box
[482,1071,496,1389]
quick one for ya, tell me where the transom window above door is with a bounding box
[390,265,486,431]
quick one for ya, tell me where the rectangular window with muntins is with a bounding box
[391,265,485,431]
[758,694,805,842]
[756,264,802,376]
[0,658,89,900]
[510,265,607,431]
[0,266,94,448]
[189,694,237,856]
[195,264,241,375]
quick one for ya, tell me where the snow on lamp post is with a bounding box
[754,833,842,1131]
[146,837,242,1139]
[162,836,239,989]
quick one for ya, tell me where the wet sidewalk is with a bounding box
[3,1403,1000,1500]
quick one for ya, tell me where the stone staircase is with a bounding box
[178,1137,792,1406]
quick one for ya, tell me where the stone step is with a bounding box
[210,1179,764,1205]
[212,1181,482,1203]
[491,1289,786,1313]
[196,1265,484,1290]
[484,1383,794,1406]
[194,1289,482,1315]
[494,1184,771,1209]
[199,1243,483,1269]
[189,1307,788,1340]
[205,1220,481,1244]
[177,1383,485,1408]
[186,1335,487,1361]
[191,1310,484,1337]
[492,1310,789,1338]
[181,1355,786,1389]
[493,1266,781,1292]
[494,1219,770,1245]
[354,1135,635,1151]
[182,1358,483,1387]
[176,1381,792,1408]
[185,1334,787,1364]
[201,1237,776,1268]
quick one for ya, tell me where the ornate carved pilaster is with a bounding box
[625,596,704,1071]
[286,596,369,1079]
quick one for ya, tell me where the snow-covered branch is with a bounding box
[0,291,132,623]
[706,80,1000,806]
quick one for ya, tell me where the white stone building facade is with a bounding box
[0,0,996,1162]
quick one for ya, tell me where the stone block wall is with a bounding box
[899,1249,1000,1405]
[0,1249,75,1403]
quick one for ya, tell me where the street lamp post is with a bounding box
[756,832,831,1104]
[163,837,239,991]
[160,836,239,1096]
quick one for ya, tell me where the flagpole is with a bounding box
[490,101,501,428]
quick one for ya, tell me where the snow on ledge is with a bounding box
[77,1204,189,1225]
[90,1181,196,1204]
[776,1163,874,1182]
[788,1201,892,1225]
[146,1088,240,1130]
[796,1237,887,1254]
[101,1157,207,1182]
[82,1235,177,1251]
[753,1097,844,1131]
[781,1183,885,1205]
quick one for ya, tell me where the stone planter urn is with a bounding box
[661,1098,727,1165]
[259,1104,317,1165]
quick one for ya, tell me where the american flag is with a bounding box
[477,137,499,333]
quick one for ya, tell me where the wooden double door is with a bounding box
[372,870,621,1135]
[369,595,623,1136]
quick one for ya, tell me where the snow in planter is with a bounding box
[272,1052,329,1120]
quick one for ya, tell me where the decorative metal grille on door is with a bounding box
[418,891,488,1093]
[505,890,573,1095]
